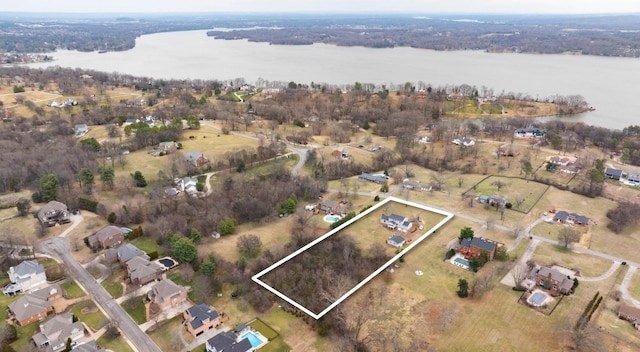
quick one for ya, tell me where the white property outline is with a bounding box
[252,196,454,319]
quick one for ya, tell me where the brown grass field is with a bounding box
[531,241,614,278]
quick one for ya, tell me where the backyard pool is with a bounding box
[155,257,178,271]
[323,215,341,223]
[453,256,470,269]
[121,227,132,233]
[528,291,550,307]
[241,332,264,348]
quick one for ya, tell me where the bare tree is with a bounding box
[510,263,528,288]
[430,172,445,191]
[237,234,263,258]
[558,227,581,248]
[491,180,507,191]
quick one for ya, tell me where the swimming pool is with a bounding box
[121,227,132,233]
[454,257,470,267]
[158,258,176,268]
[241,332,263,348]
[528,291,549,307]
[324,215,340,223]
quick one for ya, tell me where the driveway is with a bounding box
[37,237,162,352]
[620,265,640,308]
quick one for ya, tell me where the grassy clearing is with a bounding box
[9,321,38,352]
[70,300,108,331]
[531,241,613,277]
[100,272,124,299]
[166,268,193,287]
[148,316,187,351]
[131,237,164,256]
[61,280,86,299]
[466,175,549,213]
[250,318,279,340]
[628,271,640,301]
[121,296,147,324]
[257,306,328,352]
[97,334,135,352]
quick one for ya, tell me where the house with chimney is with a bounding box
[87,225,125,250]
[185,151,209,167]
[32,312,85,352]
[184,303,226,337]
[3,260,47,295]
[148,279,188,310]
[7,284,61,326]
[105,243,149,265]
[458,237,499,260]
[126,256,162,286]
[532,266,574,296]
[380,214,413,233]
[37,201,70,227]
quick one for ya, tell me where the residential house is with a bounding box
[37,201,70,227]
[553,211,589,226]
[402,179,432,192]
[414,136,431,145]
[627,173,640,183]
[158,141,178,153]
[148,279,188,310]
[205,331,253,352]
[184,303,225,337]
[549,156,573,166]
[7,289,55,326]
[514,128,544,138]
[386,235,406,248]
[126,256,162,286]
[559,164,580,175]
[380,214,413,233]
[106,243,149,265]
[4,260,47,295]
[534,266,574,296]
[358,173,388,184]
[477,195,507,207]
[87,225,125,250]
[617,304,640,330]
[452,136,475,147]
[32,312,85,352]
[177,177,199,194]
[72,340,106,352]
[29,283,63,302]
[605,167,624,180]
[459,237,499,260]
[185,152,209,167]
[165,188,180,197]
[74,124,88,137]
[317,200,347,216]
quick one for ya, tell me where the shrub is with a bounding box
[31,191,43,203]
[148,251,159,260]
[293,119,305,128]
[78,197,99,212]
[107,212,117,224]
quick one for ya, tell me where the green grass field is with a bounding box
[70,300,108,331]
[61,280,86,299]
[121,296,147,324]
[131,237,164,256]
[100,272,124,299]
[97,334,135,352]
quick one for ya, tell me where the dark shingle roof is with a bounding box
[460,237,497,252]
[186,303,219,331]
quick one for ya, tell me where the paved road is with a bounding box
[37,237,162,352]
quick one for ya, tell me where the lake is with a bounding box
[28,30,640,130]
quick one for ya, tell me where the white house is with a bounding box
[452,136,475,147]
[386,235,406,248]
[380,214,413,233]
[4,260,47,295]
[176,177,199,194]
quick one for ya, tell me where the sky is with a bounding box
[2,0,640,15]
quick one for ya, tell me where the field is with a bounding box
[70,300,108,331]
[100,272,125,299]
[148,316,186,351]
[530,242,614,278]
[121,296,147,324]
[61,280,87,299]
[465,175,549,213]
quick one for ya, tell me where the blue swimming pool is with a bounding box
[324,215,340,223]
[454,257,470,267]
[121,227,132,233]
[241,332,262,348]
[528,292,548,306]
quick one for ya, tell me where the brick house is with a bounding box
[617,303,640,330]
[185,152,209,167]
[126,257,162,286]
[148,279,188,310]
[105,243,149,265]
[37,201,70,227]
[317,200,348,216]
[184,303,226,337]
[32,312,85,352]
[534,266,574,296]
[87,225,125,250]
[458,237,499,260]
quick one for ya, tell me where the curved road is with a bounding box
[37,237,162,352]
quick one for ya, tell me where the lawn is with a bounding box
[100,272,124,299]
[9,321,38,352]
[131,237,164,256]
[121,296,147,324]
[148,316,185,352]
[61,280,86,299]
[70,300,108,331]
[627,270,640,301]
[97,334,135,352]
[465,175,549,213]
[250,318,279,340]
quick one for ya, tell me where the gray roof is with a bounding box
[110,243,148,263]
[460,237,498,253]
[89,225,123,246]
[553,210,589,225]
[29,283,62,301]
[186,303,219,330]
[127,257,161,282]
[382,214,407,224]
[32,312,84,349]
[605,168,623,177]
[537,266,573,291]
[358,173,387,183]
[388,235,406,245]
[149,279,186,303]
[8,294,51,322]
[12,260,45,277]
[185,151,205,162]
[207,331,253,352]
